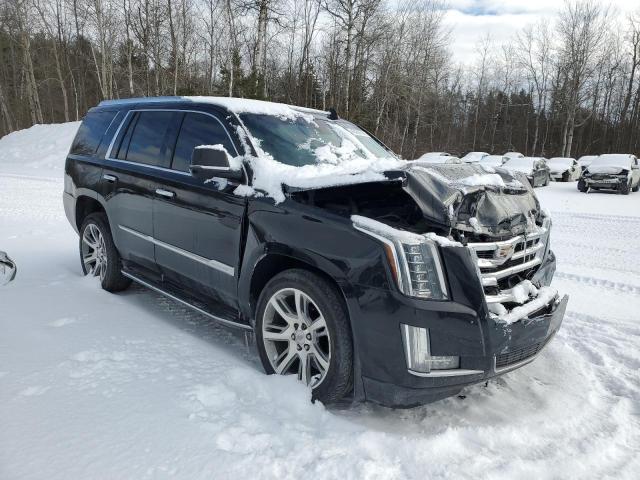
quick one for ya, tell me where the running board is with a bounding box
[121,270,252,331]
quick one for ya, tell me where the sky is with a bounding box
[442,0,639,63]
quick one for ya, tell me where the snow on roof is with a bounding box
[183,96,326,122]
[98,96,328,121]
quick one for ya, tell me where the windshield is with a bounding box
[591,154,632,166]
[239,113,394,167]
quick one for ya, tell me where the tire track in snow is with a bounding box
[550,211,640,225]
[556,271,640,296]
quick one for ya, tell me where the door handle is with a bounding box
[103,174,117,182]
[155,188,175,198]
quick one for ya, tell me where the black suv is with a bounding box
[64,97,567,407]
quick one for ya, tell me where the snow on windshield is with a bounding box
[590,154,633,168]
[230,115,403,203]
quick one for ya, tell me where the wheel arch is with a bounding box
[75,195,106,232]
[246,253,352,328]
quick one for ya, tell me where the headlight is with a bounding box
[353,216,448,300]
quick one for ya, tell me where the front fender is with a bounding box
[237,199,393,320]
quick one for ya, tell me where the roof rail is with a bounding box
[98,96,183,106]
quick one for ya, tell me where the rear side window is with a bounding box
[123,111,176,167]
[70,111,117,155]
[171,113,235,172]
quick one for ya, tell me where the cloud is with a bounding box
[443,0,638,63]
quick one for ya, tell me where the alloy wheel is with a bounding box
[261,288,331,388]
[81,223,107,281]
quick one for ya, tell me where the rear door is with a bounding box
[152,110,247,308]
[101,109,179,277]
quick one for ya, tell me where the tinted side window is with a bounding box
[125,111,175,167]
[70,111,117,155]
[171,113,235,172]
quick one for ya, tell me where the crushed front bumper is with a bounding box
[358,293,567,408]
[350,245,567,408]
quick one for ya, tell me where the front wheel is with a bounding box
[621,180,631,195]
[79,213,131,292]
[577,179,588,192]
[632,182,639,193]
[255,269,353,404]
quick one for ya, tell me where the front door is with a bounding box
[152,111,247,308]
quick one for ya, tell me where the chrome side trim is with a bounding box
[121,271,251,331]
[118,225,235,276]
[407,368,485,378]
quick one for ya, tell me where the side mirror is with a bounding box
[0,251,17,286]
[190,145,243,181]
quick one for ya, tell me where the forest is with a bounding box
[1,0,639,159]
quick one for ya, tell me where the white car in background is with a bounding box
[504,152,524,159]
[417,152,452,160]
[577,155,598,173]
[547,157,580,182]
[502,156,551,187]
[578,154,640,195]
[479,154,508,168]
[415,155,462,164]
[461,151,489,163]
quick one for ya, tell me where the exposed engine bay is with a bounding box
[291,163,559,324]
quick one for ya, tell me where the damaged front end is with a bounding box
[401,163,565,324]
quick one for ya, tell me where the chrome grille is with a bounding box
[467,220,550,303]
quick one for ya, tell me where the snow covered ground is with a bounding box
[1,124,639,479]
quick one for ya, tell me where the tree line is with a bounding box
[1,0,639,159]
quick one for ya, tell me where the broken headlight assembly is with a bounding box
[353,219,448,300]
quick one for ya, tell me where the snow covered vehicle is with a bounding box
[0,251,16,285]
[63,97,567,407]
[547,157,580,182]
[478,154,508,168]
[502,156,551,187]
[578,154,640,195]
[577,154,598,173]
[461,152,489,163]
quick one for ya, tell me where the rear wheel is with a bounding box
[79,213,131,292]
[255,269,353,404]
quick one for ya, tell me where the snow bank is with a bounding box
[0,122,80,176]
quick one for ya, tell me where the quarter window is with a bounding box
[70,110,117,155]
[171,113,235,172]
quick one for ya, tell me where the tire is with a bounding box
[633,182,639,193]
[543,174,550,187]
[621,180,631,195]
[562,172,569,182]
[255,269,353,404]
[577,179,588,192]
[79,212,131,292]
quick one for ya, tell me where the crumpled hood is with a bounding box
[401,163,541,237]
